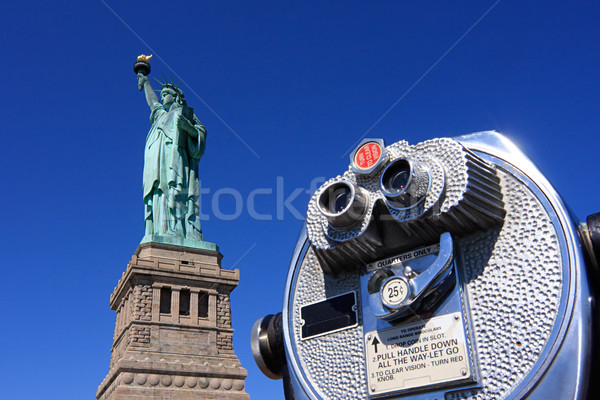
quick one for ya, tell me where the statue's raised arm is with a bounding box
[133,55,207,246]
[134,54,160,109]
[138,73,160,109]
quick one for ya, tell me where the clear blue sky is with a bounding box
[1,1,598,399]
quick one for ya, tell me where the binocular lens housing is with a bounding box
[251,313,285,380]
[318,181,368,229]
[380,158,431,210]
[382,159,411,194]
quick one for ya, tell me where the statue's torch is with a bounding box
[134,54,152,91]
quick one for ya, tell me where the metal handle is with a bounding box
[368,232,455,321]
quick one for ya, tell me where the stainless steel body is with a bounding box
[278,132,594,400]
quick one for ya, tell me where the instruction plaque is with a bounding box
[365,313,472,396]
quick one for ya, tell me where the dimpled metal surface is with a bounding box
[455,170,562,400]
[290,170,563,400]
[291,249,368,399]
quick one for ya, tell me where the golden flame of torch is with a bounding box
[137,54,153,63]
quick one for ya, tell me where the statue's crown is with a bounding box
[161,82,182,94]
[154,77,185,100]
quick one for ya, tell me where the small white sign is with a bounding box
[381,278,409,307]
[366,244,440,272]
[365,313,470,396]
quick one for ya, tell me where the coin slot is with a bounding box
[381,277,410,308]
[367,268,395,294]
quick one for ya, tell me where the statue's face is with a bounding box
[161,89,176,107]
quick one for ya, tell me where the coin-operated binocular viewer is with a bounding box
[252,131,599,400]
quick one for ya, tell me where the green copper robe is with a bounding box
[143,102,206,240]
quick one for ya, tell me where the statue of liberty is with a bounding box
[135,55,206,243]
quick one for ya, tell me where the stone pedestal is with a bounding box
[97,241,249,400]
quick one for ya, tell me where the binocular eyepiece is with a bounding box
[379,158,431,210]
[317,158,433,232]
[317,181,369,230]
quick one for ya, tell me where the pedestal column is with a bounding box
[97,241,249,400]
